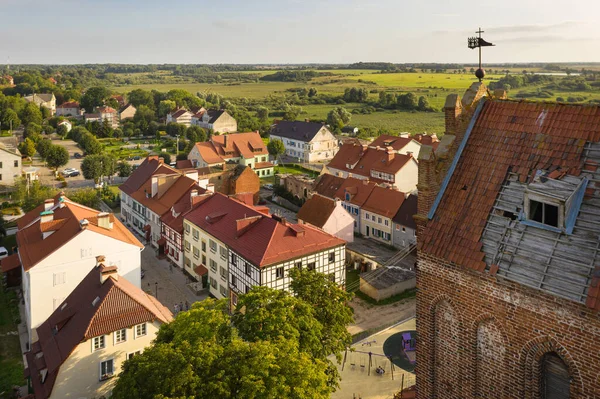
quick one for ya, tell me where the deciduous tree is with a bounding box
[18,138,36,157]
[326,107,352,131]
[80,86,110,112]
[116,161,132,178]
[20,102,43,126]
[45,145,69,170]
[1,108,20,130]
[267,139,285,157]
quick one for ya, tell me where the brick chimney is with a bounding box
[443,94,463,137]
[224,134,228,148]
[235,216,262,237]
[97,212,111,229]
[190,189,198,203]
[99,264,118,284]
[387,149,395,163]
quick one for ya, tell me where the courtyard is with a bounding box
[331,318,416,399]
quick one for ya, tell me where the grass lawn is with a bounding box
[0,207,21,217]
[274,165,318,178]
[347,268,416,306]
[0,284,25,396]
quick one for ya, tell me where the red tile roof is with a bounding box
[254,161,274,169]
[297,194,338,228]
[333,177,377,207]
[413,133,440,151]
[119,156,175,196]
[16,195,142,271]
[361,186,405,219]
[0,253,20,272]
[420,99,600,274]
[313,174,345,198]
[161,192,210,234]
[176,159,194,169]
[185,193,344,268]
[193,132,268,164]
[56,101,79,109]
[170,108,191,119]
[327,143,413,182]
[129,174,199,217]
[96,106,116,114]
[25,264,172,399]
[369,135,414,151]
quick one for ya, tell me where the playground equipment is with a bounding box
[342,349,396,379]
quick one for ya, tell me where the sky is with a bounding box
[1,0,599,64]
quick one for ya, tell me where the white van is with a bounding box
[0,246,9,260]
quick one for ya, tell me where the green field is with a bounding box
[109,69,600,135]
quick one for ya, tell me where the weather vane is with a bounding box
[468,28,494,82]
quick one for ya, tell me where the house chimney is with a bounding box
[40,210,54,224]
[206,184,215,193]
[190,189,198,202]
[158,157,164,164]
[44,199,54,211]
[97,212,112,229]
[80,219,89,229]
[443,94,463,137]
[99,264,118,284]
[224,134,228,148]
[96,255,106,265]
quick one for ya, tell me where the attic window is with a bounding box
[60,302,68,311]
[345,193,351,201]
[92,296,101,307]
[529,200,559,227]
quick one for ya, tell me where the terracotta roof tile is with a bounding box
[0,253,20,272]
[194,132,268,164]
[16,196,142,271]
[421,99,600,279]
[185,193,344,268]
[361,186,405,219]
[25,265,172,399]
[313,174,345,198]
[297,194,338,228]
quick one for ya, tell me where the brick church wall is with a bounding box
[416,251,599,399]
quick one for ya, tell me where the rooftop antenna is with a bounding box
[467,27,495,82]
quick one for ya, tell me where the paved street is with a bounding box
[38,138,91,189]
[139,245,208,312]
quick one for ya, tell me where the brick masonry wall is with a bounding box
[416,250,600,399]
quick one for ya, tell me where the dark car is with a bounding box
[74,152,82,159]
[133,156,141,160]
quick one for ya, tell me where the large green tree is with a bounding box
[35,139,53,159]
[81,154,117,183]
[13,179,57,212]
[267,139,285,157]
[116,161,133,178]
[0,108,20,130]
[18,138,36,157]
[112,299,331,399]
[80,86,110,112]
[127,89,155,110]
[185,125,206,143]
[132,105,156,133]
[326,107,351,131]
[45,145,69,170]
[20,102,43,126]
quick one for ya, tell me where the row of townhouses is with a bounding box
[0,194,171,399]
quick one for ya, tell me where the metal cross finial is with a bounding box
[467,28,495,82]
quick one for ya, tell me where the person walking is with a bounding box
[173,303,179,314]
[179,301,184,312]
[185,300,189,311]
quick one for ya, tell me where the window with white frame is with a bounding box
[276,266,284,279]
[210,259,217,272]
[114,328,127,344]
[220,266,227,280]
[99,359,114,381]
[209,239,217,252]
[53,272,66,286]
[93,336,105,351]
[329,252,335,263]
[127,350,142,360]
[245,262,251,276]
[220,285,227,297]
[220,246,227,260]
[185,241,191,251]
[307,262,316,271]
[231,274,237,288]
[135,323,147,338]
[193,247,200,259]
[192,229,199,241]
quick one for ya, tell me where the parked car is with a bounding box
[262,184,274,190]
[133,156,141,161]
[61,168,80,177]
[74,152,82,159]
[0,246,8,260]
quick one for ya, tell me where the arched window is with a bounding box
[345,193,351,201]
[542,352,570,399]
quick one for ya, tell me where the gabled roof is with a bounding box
[270,120,328,142]
[420,97,600,309]
[392,193,417,229]
[161,192,210,233]
[333,177,377,207]
[185,193,344,267]
[361,186,405,219]
[369,135,414,151]
[56,101,79,109]
[119,156,175,195]
[205,109,225,123]
[24,93,55,103]
[129,174,200,217]
[297,194,338,228]
[313,174,345,199]
[169,108,192,119]
[192,132,268,164]
[16,195,142,271]
[96,106,116,114]
[119,103,136,113]
[327,143,414,182]
[25,264,172,399]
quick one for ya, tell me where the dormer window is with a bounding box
[528,200,559,227]
[345,193,351,201]
[521,170,588,234]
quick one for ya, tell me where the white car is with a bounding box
[0,246,9,260]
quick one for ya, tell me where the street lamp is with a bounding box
[155,282,158,298]
[176,134,180,156]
